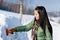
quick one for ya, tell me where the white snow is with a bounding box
[50,17,60,23]
[0,38,3,40]
[50,21,60,40]
[0,14,8,40]
[0,10,60,40]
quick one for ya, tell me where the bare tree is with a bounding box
[19,0,23,21]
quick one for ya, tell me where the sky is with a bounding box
[24,0,60,12]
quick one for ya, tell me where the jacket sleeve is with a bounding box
[15,20,34,32]
[45,25,53,40]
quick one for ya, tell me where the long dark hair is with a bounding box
[34,6,52,36]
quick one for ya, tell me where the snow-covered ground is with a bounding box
[50,17,60,23]
[0,10,60,40]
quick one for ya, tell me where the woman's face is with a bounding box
[34,10,40,20]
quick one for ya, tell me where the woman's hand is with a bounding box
[6,28,16,36]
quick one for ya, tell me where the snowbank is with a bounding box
[0,14,7,40]
[50,21,60,40]
[0,10,34,40]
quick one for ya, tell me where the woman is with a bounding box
[6,6,53,40]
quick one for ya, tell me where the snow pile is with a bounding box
[50,17,60,23]
[0,10,34,40]
[0,14,7,27]
[0,38,3,40]
[50,21,60,40]
[0,14,8,40]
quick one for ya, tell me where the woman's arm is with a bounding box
[6,20,34,35]
[15,20,34,32]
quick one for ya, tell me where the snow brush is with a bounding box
[6,29,13,36]
[6,29,9,36]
